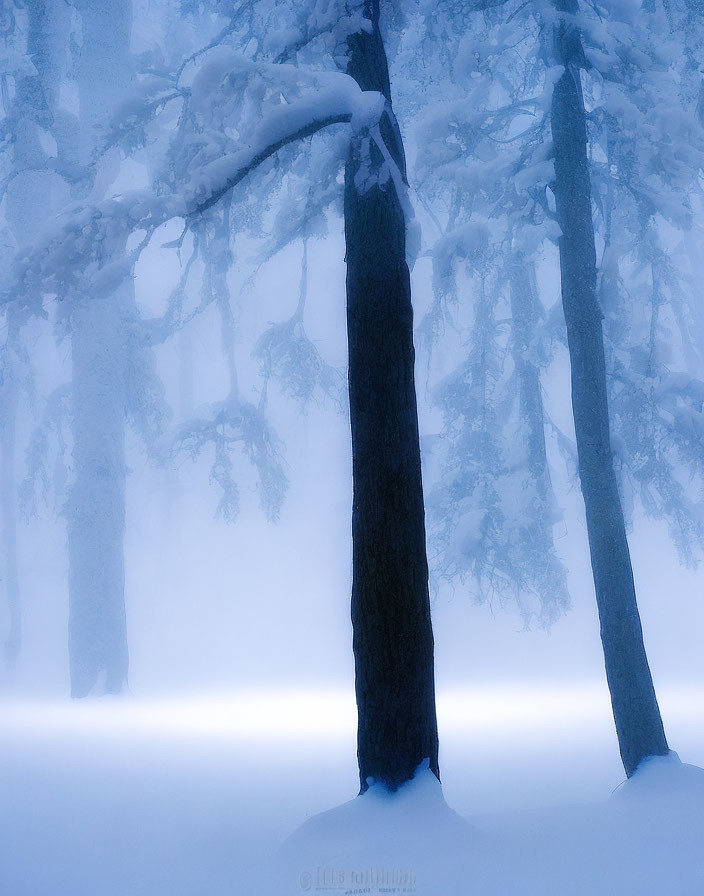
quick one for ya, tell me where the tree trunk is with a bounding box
[2,0,71,672]
[68,0,132,696]
[550,0,668,776]
[344,0,439,792]
[1,368,21,669]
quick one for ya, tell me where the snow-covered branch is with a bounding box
[190,110,352,216]
[5,75,384,309]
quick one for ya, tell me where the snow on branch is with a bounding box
[186,77,385,215]
[190,112,351,217]
[5,74,384,311]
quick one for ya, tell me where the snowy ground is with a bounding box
[1,685,703,896]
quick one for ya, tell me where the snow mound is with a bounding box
[257,765,478,895]
[252,755,704,896]
[281,765,471,861]
[618,750,704,800]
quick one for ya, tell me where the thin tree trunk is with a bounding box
[178,329,195,419]
[509,257,553,513]
[344,0,439,792]
[2,0,70,672]
[550,0,668,776]
[1,369,21,669]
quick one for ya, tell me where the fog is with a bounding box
[2,1,704,894]
[7,230,703,698]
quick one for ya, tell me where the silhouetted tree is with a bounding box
[344,0,439,792]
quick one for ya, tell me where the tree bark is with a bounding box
[550,0,668,776]
[344,0,439,792]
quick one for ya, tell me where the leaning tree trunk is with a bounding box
[550,0,668,776]
[68,0,132,696]
[344,0,439,792]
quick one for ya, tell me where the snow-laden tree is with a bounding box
[343,0,439,792]
[546,0,704,775]
[5,0,440,790]
[397,0,704,774]
[0,0,75,670]
[0,3,29,671]
[393,0,570,625]
[577,0,704,567]
[176,0,440,792]
[2,0,171,695]
[549,0,669,776]
[65,0,136,697]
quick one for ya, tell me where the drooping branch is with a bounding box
[175,76,385,218]
[191,112,353,216]
[5,77,384,309]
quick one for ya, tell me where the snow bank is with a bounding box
[1,694,702,895]
[263,754,704,895]
[271,765,472,894]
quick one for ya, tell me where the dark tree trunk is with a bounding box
[344,0,439,792]
[550,0,668,776]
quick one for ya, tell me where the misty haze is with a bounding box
[1,1,703,894]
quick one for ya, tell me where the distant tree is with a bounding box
[0,322,21,670]
[4,0,169,696]
[0,2,30,670]
[66,0,135,696]
[0,0,73,669]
